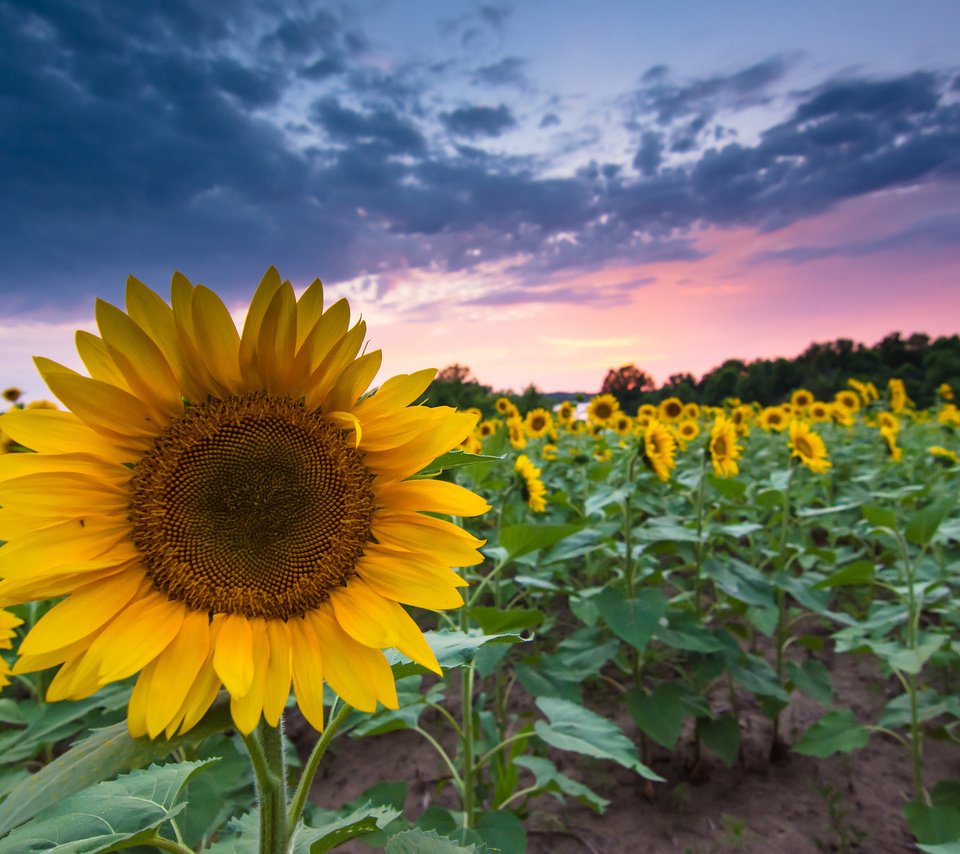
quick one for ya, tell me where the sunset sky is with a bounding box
[2,0,959,397]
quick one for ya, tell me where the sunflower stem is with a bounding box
[286,701,353,834]
[460,663,478,832]
[241,717,288,854]
[148,835,197,854]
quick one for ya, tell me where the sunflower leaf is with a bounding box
[292,802,402,853]
[413,450,505,478]
[0,693,233,837]
[387,828,489,853]
[0,759,216,854]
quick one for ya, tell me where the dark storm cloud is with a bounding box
[539,112,560,129]
[441,104,517,137]
[2,1,959,315]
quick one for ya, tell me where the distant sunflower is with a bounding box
[495,397,514,416]
[788,420,831,474]
[556,401,576,424]
[644,419,677,482]
[809,401,831,422]
[478,419,499,439]
[729,404,754,436]
[834,390,860,415]
[791,389,814,410]
[681,402,700,421]
[939,404,960,427]
[515,454,547,512]
[611,412,633,436]
[758,406,788,432]
[938,382,955,402]
[0,609,22,691]
[2,388,22,403]
[709,416,742,478]
[888,378,910,413]
[636,403,657,419]
[507,417,527,449]
[524,408,554,438]
[587,393,620,425]
[0,269,489,738]
[542,443,558,460]
[676,419,700,448]
[881,426,902,462]
[929,446,958,464]
[876,411,900,434]
[658,397,683,422]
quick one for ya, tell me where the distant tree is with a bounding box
[601,364,656,411]
[427,364,494,412]
[517,383,550,414]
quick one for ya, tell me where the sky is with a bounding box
[2,0,959,397]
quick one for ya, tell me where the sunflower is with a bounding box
[939,404,960,427]
[658,397,683,422]
[494,396,514,416]
[681,402,700,421]
[2,388,22,403]
[876,411,900,433]
[788,420,831,474]
[0,269,489,738]
[790,389,814,410]
[556,401,576,424]
[834,390,860,415]
[636,403,657,419]
[611,412,633,436]
[542,443,558,460]
[729,404,754,436]
[506,416,527,449]
[524,408,554,439]
[880,426,902,462]
[809,401,831,422]
[644,419,677,482]
[938,383,955,402]
[888,378,910,413]
[758,406,788,432]
[515,454,547,512]
[929,445,958,463]
[587,393,620,425]
[478,419,499,439]
[676,419,700,448]
[0,609,23,691]
[708,416,742,478]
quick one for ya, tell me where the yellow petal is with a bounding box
[0,564,128,604]
[288,616,326,731]
[375,479,490,517]
[34,357,159,447]
[330,578,401,649]
[324,350,382,414]
[89,592,186,684]
[190,286,242,393]
[0,472,128,517]
[371,513,485,567]
[18,568,144,656]
[263,620,292,726]
[295,297,350,377]
[295,278,325,346]
[392,606,442,675]
[0,518,131,578]
[255,283,298,393]
[0,410,131,464]
[354,368,436,421]
[213,614,255,698]
[173,661,223,736]
[239,266,283,382]
[230,619,270,735]
[95,299,182,417]
[75,331,130,390]
[363,410,476,480]
[359,549,467,610]
[302,321,366,411]
[0,451,129,485]
[144,609,212,739]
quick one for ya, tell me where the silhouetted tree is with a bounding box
[601,364,656,411]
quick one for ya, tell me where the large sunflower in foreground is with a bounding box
[0,269,489,738]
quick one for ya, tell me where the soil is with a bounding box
[288,645,960,854]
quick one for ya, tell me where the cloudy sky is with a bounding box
[2,0,959,396]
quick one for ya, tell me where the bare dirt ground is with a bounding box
[291,646,959,853]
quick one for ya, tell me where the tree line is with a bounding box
[426,333,960,415]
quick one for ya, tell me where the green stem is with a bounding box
[896,532,926,803]
[772,463,793,754]
[693,450,708,619]
[286,701,353,832]
[622,451,639,598]
[476,731,532,769]
[242,718,288,854]
[413,726,463,789]
[460,664,477,830]
[149,836,197,854]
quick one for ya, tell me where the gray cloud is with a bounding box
[441,104,517,138]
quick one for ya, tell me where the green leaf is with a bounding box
[786,659,833,707]
[0,694,233,838]
[746,605,779,637]
[593,587,668,652]
[873,634,948,676]
[205,812,259,854]
[862,504,896,529]
[386,828,488,853]
[475,810,526,854]
[792,709,870,758]
[699,714,740,766]
[731,657,790,702]
[533,697,663,781]
[293,803,402,853]
[0,760,216,854]
[906,801,960,846]
[625,683,684,750]
[707,474,746,498]
[467,606,545,635]
[906,500,956,546]
[812,559,875,589]
[636,516,701,543]
[512,755,609,814]
[388,630,526,678]
[415,450,505,478]
[497,523,584,561]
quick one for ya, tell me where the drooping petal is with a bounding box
[288,616,326,731]
[213,614,255,698]
[374,479,491,517]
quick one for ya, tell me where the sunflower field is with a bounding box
[0,272,959,853]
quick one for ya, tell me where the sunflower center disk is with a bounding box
[129,393,375,619]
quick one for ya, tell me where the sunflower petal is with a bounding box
[263,620,292,726]
[230,619,270,734]
[330,578,401,649]
[375,479,491,517]
[213,614,255,698]
[0,410,131,464]
[288,616,326,731]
